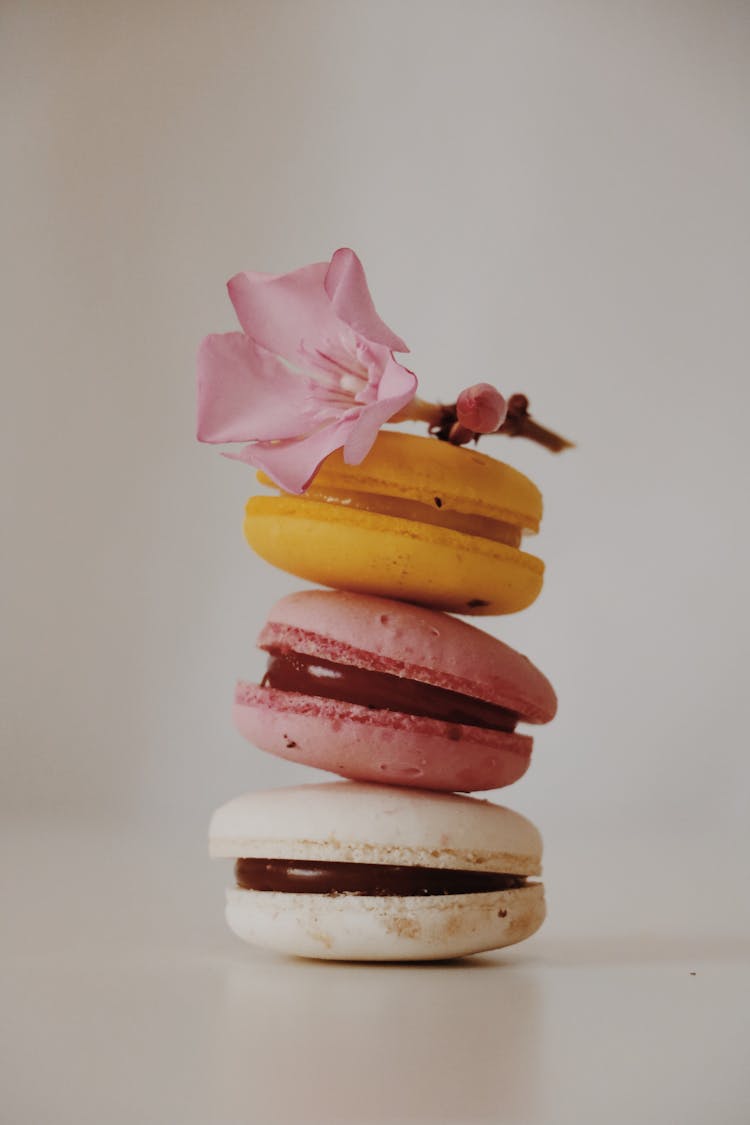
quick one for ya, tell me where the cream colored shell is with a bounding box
[225,884,545,961]
[209,782,542,875]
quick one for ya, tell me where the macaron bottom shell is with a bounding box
[233,685,532,792]
[244,496,544,616]
[225,883,545,961]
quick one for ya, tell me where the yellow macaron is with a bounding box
[244,431,544,615]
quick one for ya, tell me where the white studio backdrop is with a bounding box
[2,0,749,866]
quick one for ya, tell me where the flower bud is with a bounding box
[456,383,507,434]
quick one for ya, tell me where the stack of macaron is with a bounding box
[208,431,557,961]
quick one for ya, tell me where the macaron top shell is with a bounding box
[209,781,542,875]
[258,590,557,724]
[260,430,542,533]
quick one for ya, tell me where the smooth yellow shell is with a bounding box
[244,432,544,614]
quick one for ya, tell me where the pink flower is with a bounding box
[456,383,507,434]
[196,248,417,494]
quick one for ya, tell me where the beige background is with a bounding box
[3,0,748,840]
[2,4,749,1122]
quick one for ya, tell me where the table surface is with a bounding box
[2,821,748,1125]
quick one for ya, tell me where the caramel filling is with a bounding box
[303,486,523,547]
[261,651,519,733]
[235,858,528,896]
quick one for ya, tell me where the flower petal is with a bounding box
[196,333,317,443]
[325,248,409,352]
[377,352,419,405]
[227,262,343,365]
[342,356,417,464]
[226,419,354,495]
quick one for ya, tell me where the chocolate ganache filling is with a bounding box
[235,858,528,896]
[261,651,518,732]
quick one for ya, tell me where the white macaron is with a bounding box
[210,781,545,961]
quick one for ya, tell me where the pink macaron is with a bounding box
[233,590,556,792]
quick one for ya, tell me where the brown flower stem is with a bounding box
[498,415,574,452]
[445,421,476,446]
[496,394,575,452]
[395,391,573,452]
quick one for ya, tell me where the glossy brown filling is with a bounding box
[302,486,524,546]
[261,651,519,732]
[235,858,528,896]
